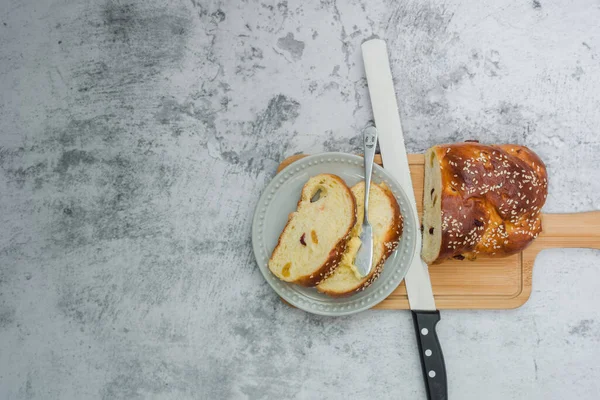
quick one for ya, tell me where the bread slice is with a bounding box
[268,174,357,286]
[421,147,443,264]
[316,181,403,296]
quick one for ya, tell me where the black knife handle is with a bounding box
[411,310,447,400]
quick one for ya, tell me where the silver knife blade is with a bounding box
[361,39,436,311]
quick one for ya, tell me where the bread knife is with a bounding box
[361,39,447,400]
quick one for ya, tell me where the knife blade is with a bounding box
[361,38,447,400]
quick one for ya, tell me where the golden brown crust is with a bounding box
[317,183,404,296]
[269,174,357,286]
[430,143,548,263]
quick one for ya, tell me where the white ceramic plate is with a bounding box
[252,152,417,316]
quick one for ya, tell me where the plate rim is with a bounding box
[251,151,417,316]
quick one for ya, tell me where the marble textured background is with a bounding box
[1,0,599,399]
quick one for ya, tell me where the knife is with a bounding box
[361,39,448,400]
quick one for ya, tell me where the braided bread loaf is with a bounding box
[421,143,548,264]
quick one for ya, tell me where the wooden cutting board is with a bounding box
[277,154,600,310]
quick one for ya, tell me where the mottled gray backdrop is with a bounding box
[1,0,599,399]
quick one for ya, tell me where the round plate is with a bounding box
[251,152,417,316]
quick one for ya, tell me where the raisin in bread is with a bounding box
[421,143,548,264]
[317,181,403,296]
[268,174,356,286]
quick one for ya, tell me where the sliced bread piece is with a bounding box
[421,146,444,264]
[268,174,357,286]
[316,181,403,296]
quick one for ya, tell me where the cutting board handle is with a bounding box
[540,211,600,250]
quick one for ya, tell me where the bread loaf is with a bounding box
[268,174,356,286]
[317,181,403,296]
[421,143,548,264]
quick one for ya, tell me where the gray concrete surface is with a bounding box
[1,0,599,399]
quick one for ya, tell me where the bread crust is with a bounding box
[317,182,404,296]
[269,174,357,286]
[428,143,548,263]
